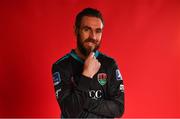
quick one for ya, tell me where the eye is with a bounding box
[96,29,102,33]
[81,27,91,33]
[83,27,90,32]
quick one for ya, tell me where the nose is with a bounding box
[89,31,96,40]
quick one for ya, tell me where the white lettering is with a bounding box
[89,90,102,100]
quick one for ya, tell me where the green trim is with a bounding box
[94,50,99,58]
[55,54,70,64]
[70,50,100,63]
[70,51,84,63]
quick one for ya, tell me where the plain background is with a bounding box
[0,0,180,118]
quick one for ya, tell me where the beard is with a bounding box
[77,34,101,57]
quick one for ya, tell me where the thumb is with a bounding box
[89,52,95,58]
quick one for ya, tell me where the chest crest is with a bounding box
[97,73,107,86]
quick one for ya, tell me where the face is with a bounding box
[76,16,103,56]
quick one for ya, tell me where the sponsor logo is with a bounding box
[88,90,103,100]
[97,73,107,86]
[119,84,124,92]
[116,69,122,80]
[53,72,61,86]
[56,88,61,99]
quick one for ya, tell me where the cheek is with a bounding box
[80,32,89,40]
[97,34,102,41]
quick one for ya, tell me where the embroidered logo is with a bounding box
[53,72,61,86]
[116,69,122,80]
[97,73,107,86]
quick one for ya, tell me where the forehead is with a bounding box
[80,16,103,29]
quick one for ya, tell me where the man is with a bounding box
[52,8,124,118]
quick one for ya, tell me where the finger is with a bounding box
[92,53,96,59]
[89,52,95,58]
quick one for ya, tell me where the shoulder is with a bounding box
[54,53,71,64]
[52,53,72,70]
[98,52,117,66]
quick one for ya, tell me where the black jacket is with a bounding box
[52,50,124,118]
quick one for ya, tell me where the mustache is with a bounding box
[84,38,98,44]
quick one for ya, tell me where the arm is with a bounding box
[82,61,124,118]
[52,64,92,117]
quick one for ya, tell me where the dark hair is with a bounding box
[75,8,104,30]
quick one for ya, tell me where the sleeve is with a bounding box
[52,63,93,117]
[82,61,124,118]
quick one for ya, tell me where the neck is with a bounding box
[75,48,86,60]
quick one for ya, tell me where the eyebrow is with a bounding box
[82,25,102,31]
[82,26,91,29]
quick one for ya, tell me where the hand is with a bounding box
[82,52,101,78]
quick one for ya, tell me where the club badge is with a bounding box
[97,73,107,86]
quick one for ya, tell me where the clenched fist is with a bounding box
[82,52,101,78]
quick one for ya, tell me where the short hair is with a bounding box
[75,8,104,30]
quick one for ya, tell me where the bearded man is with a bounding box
[52,7,124,118]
